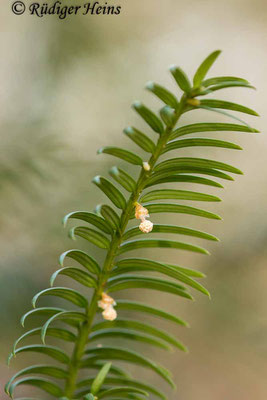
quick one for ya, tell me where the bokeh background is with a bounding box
[1,0,267,399]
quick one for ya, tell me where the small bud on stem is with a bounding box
[143,161,151,171]
[187,98,200,106]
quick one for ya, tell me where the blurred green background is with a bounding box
[1,0,267,398]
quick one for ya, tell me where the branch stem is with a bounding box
[63,97,186,398]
